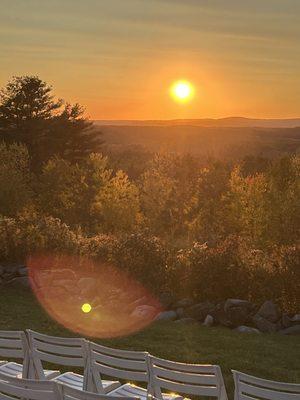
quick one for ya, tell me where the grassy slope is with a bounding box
[1,286,299,398]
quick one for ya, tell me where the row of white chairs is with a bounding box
[0,330,299,400]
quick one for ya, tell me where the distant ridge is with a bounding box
[95,117,300,128]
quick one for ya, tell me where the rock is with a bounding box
[155,310,177,321]
[0,265,4,276]
[130,296,149,307]
[281,314,292,329]
[174,318,198,324]
[203,314,214,327]
[279,325,300,335]
[57,279,79,295]
[224,299,253,313]
[257,301,280,323]
[213,303,233,327]
[174,298,194,308]
[51,269,76,281]
[176,308,184,319]
[77,277,97,297]
[226,306,251,327]
[235,326,260,334]
[18,266,27,276]
[9,276,30,288]
[252,315,277,333]
[131,305,157,319]
[158,292,174,308]
[291,314,300,324]
[185,301,215,321]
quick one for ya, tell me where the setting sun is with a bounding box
[171,80,194,103]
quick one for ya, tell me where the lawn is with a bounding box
[1,285,299,399]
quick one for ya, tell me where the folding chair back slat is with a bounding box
[0,376,59,400]
[233,370,300,400]
[89,342,149,393]
[27,330,89,382]
[61,383,137,400]
[33,349,85,367]
[0,331,30,378]
[150,356,228,400]
[0,331,27,359]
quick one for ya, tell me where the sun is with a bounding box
[170,80,194,102]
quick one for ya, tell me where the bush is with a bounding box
[171,236,250,302]
[81,234,118,262]
[170,237,299,313]
[0,211,81,262]
[111,232,169,294]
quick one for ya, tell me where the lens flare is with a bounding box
[27,254,162,338]
[81,303,92,313]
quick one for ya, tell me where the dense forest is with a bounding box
[0,76,299,312]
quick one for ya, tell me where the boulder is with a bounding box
[131,305,157,319]
[176,308,185,319]
[51,269,76,281]
[174,298,194,308]
[213,303,233,327]
[130,296,149,307]
[174,318,198,324]
[202,315,214,327]
[257,301,280,323]
[0,265,5,276]
[77,277,97,297]
[226,306,251,327]
[9,276,31,288]
[155,310,177,321]
[185,301,215,321]
[158,292,174,308]
[281,314,292,329]
[279,325,300,335]
[56,279,79,295]
[291,314,300,324]
[252,315,277,333]
[18,266,27,276]
[235,326,260,334]
[224,299,253,313]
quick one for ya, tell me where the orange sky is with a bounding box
[1,0,300,120]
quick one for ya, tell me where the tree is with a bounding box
[37,153,110,231]
[93,170,140,233]
[0,142,33,216]
[0,76,101,169]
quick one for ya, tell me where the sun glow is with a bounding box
[171,80,194,102]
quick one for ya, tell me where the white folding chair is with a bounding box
[27,330,119,393]
[0,372,136,400]
[232,370,300,400]
[0,330,59,380]
[0,370,60,400]
[61,384,138,400]
[89,341,150,397]
[0,330,29,379]
[149,355,228,400]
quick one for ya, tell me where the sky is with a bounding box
[0,0,300,120]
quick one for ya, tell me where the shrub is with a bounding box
[0,211,81,262]
[81,234,118,262]
[111,232,169,294]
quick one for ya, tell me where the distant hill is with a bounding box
[95,117,300,128]
[96,124,300,160]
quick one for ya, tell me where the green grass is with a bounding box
[1,285,299,399]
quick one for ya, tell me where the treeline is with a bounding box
[0,76,299,312]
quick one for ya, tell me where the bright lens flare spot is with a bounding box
[81,303,92,313]
[171,80,194,102]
